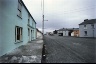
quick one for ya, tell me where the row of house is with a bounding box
[54,28,79,37]
[0,0,43,56]
[53,19,96,38]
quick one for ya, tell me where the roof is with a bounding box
[79,19,96,25]
[73,28,79,30]
[21,0,37,24]
[36,28,43,34]
[57,28,67,31]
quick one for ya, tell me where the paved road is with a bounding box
[44,35,96,63]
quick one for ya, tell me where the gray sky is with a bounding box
[23,0,96,33]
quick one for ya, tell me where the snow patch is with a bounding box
[36,40,43,43]
[8,55,40,63]
[22,56,37,63]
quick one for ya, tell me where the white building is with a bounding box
[57,28,79,37]
[57,28,73,36]
[79,19,96,37]
[36,29,43,39]
[0,0,36,56]
[71,32,74,36]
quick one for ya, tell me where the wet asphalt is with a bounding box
[44,35,96,63]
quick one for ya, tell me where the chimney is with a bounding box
[84,19,88,22]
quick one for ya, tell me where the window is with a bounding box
[91,24,94,29]
[28,14,30,25]
[84,25,87,29]
[32,20,34,27]
[17,0,22,18]
[15,26,23,42]
[84,31,87,36]
[84,25,86,27]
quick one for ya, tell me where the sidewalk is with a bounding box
[0,39,44,63]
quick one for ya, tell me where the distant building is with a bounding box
[0,0,36,56]
[79,19,96,37]
[36,28,43,39]
[71,28,79,37]
[46,32,49,35]
[53,30,58,34]
[57,28,79,37]
[46,32,53,35]
[57,28,69,36]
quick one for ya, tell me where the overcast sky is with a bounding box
[23,0,96,33]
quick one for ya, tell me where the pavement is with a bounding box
[0,39,44,63]
[44,35,96,63]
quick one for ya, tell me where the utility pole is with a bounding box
[42,0,48,36]
[42,0,44,35]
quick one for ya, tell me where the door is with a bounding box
[28,28,30,41]
[33,30,34,40]
[31,30,32,41]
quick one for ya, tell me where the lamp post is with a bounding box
[42,0,48,35]
[42,0,44,35]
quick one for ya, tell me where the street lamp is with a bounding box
[42,0,44,35]
[42,0,48,35]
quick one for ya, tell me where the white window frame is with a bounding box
[15,26,23,43]
[84,31,87,36]
[91,24,94,29]
[84,25,87,29]
[17,0,22,18]
[28,14,30,25]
